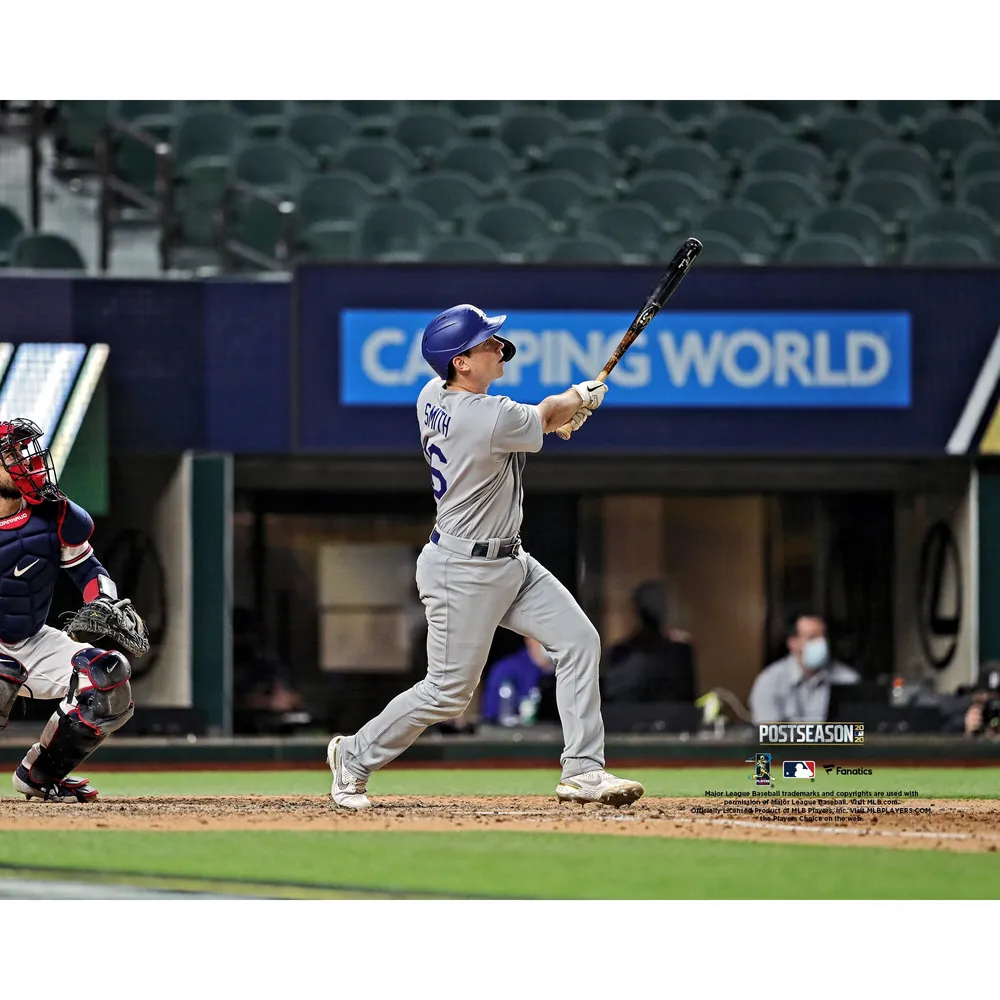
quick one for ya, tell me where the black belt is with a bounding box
[430,529,520,559]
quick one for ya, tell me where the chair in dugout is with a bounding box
[338,139,415,194]
[604,110,676,164]
[903,234,992,264]
[695,202,780,262]
[642,138,725,194]
[439,140,515,192]
[406,172,489,232]
[339,101,405,136]
[736,171,826,228]
[230,100,289,139]
[627,171,712,231]
[357,200,438,260]
[746,138,829,191]
[688,230,745,263]
[849,140,940,201]
[705,108,786,160]
[286,108,355,169]
[498,108,570,161]
[532,234,626,263]
[917,110,994,163]
[393,109,462,164]
[578,201,663,262]
[471,200,552,258]
[800,203,890,262]
[9,233,86,271]
[543,137,618,189]
[427,234,504,262]
[782,233,870,264]
[843,171,938,225]
[233,140,310,191]
[0,204,26,266]
[958,171,1000,222]
[513,171,599,231]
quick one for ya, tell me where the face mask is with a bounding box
[802,637,829,670]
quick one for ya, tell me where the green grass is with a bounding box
[1,830,998,899]
[1,766,995,799]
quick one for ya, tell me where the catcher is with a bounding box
[0,418,147,802]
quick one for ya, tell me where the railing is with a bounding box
[96,119,176,273]
[219,179,296,273]
[0,101,45,232]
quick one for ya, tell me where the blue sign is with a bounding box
[340,310,911,408]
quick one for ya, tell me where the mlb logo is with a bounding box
[783,761,816,779]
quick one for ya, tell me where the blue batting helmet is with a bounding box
[420,304,516,379]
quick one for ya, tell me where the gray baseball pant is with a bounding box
[340,539,605,782]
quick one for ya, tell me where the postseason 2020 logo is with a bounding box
[758,723,865,746]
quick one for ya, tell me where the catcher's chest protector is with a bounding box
[0,502,70,643]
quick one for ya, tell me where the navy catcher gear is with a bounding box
[420,304,516,379]
[0,418,63,505]
[0,655,28,730]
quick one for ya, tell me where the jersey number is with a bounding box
[424,442,448,499]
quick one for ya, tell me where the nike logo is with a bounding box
[13,559,39,578]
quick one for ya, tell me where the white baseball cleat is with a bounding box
[327,735,372,810]
[556,769,645,806]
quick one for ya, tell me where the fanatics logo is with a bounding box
[0,509,30,531]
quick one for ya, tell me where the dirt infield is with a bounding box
[1,795,998,852]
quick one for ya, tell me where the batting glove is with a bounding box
[572,380,608,409]
[568,406,592,432]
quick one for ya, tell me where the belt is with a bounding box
[430,528,521,559]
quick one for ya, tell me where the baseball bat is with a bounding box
[556,236,703,440]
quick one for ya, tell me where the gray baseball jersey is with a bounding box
[417,377,542,540]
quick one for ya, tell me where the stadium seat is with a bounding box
[0,205,25,266]
[954,141,1000,183]
[605,110,676,161]
[982,101,1000,128]
[959,172,1000,220]
[299,222,358,260]
[555,101,619,133]
[903,234,991,264]
[628,171,712,225]
[439,140,514,190]
[174,109,246,172]
[110,115,174,196]
[114,100,177,121]
[850,141,940,198]
[338,139,415,192]
[917,111,993,161]
[340,101,405,135]
[297,171,377,229]
[534,234,625,263]
[231,101,288,138]
[579,202,664,261]
[357,201,437,259]
[782,234,870,264]
[406,172,489,229]
[737,171,825,225]
[498,109,569,159]
[801,204,889,261]
[871,100,946,127]
[427,235,504,262]
[55,101,111,162]
[909,204,996,249]
[746,100,831,125]
[9,233,86,271]
[658,101,727,135]
[814,111,891,160]
[233,141,309,190]
[393,110,462,161]
[513,171,599,226]
[696,202,778,260]
[745,140,829,189]
[471,200,552,257]
[286,109,354,166]
[229,196,293,261]
[689,230,745,264]
[643,138,725,192]
[843,172,936,222]
[448,101,507,134]
[706,109,786,158]
[544,138,618,188]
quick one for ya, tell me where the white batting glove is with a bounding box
[569,406,592,432]
[572,380,608,409]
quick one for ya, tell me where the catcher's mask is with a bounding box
[0,418,62,505]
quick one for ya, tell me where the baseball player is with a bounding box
[0,418,141,802]
[328,304,645,809]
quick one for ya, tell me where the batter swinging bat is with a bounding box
[556,236,704,440]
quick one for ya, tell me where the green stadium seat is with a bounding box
[801,204,889,261]
[688,230,745,264]
[850,141,939,198]
[174,110,246,171]
[393,110,462,161]
[340,101,405,135]
[286,109,354,166]
[55,101,111,162]
[544,138,617,188]
[814,111,891,160]
[448,101,507,134]
[605,111,676,161]
[555,101,619,133]
[297,171,376,229]
[909,205,996,252]
[706,109,785,158]
[904,234,991,264]
[782,234,870,264]
[299,221,358,260]
[338,139,415,192]
[114,101,178,121]
[695,202,778,261]
[579,202,663,261]
[982,101,1000,128]
[954,141,1000,182]
[658,101,727,135]
[959,172,1000,220]
[439,140,514,190]
[534,234,625,263]
[230,196,293,261]
[737,171,825,225]
[628,171,712,226]
[427,235,504,262]
[498,109,570,159]
[871,100,947,127]
[233,141,309,190]
[643,138,724,192]
[231,101,288,138]
[405,172,488,229]
[513,171,599,227]
[176,193,218,247]
[917,111,993,161]
[745,140,828,189]
[110,114,174,196]
[471,200,552,258]
[746,101,832,126]
[9,233,86,271]
[0,205,25,266]
[358,201,438,259]
[843,171,936,222]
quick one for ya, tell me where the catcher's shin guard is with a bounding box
[21,648,134,787]
[0,655,28,730]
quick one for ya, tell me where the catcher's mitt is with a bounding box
[62,597,150,659]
